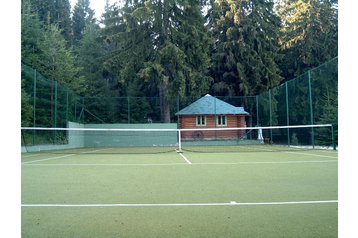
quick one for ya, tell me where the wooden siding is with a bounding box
[179,115,246,140]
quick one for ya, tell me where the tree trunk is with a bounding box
[159,82,171,123]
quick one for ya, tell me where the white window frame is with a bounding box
[196,115,206,126]
[216,115,227,126]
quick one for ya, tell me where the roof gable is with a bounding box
[175,94,249,116]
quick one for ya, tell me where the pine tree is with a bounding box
[21,0,45,67]
[39,24,84,93]
[102,1,212,122]
[276,0,338,80]
[76,22,104,96]
[21,78,33,127]
[29,0,72,41]
[210,0,282,97]
[140,0,213,122]
[71,0,96,45]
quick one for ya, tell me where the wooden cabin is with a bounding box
[175,94,249,140]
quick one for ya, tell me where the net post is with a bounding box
[177,129,182,152]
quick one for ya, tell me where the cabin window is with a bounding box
[216,115,227,126]
[196,115,206,126]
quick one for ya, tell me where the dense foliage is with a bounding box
[21,0,338,124]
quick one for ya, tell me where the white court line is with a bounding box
[22,160,337,167]
[22,148,114,164]
[21,153,44,158]
[22,163,188,167]
[286,151,338,159]
[21,200,338,207]
[178,152,192,164]
[190,160,337,165]
[22,154,75,164]
[79,148,114,154]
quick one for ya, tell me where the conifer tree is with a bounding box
[39,24,84,93]
[76,23,104,95]
[71,0,96,45]
[29,0,72,41]
[210,0,282,96]
[102,0,212,122]
[21,0,45,67]
[276,0,338,80]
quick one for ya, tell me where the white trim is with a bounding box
[195,115,206,126]
[216,115,227,126]
[21,200,338,208]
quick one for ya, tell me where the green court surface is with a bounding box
[22,148,338,238]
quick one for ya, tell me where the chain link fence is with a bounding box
[21,57,338,146]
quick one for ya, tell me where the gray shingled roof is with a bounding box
[175,94,249,116]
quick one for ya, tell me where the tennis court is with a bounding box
[22,147,338,237]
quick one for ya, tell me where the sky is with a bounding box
[69,0,119,20]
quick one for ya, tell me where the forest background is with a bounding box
[21,0,338,125]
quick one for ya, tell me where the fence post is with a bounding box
[127,96,130,124]
[32,69,37,145]
[54,81,58,144]
[285,82,290,146]
[66,91,69,124]
[54,81,58,128]
[269,89,273,143]
[176,96,180,116]
[256,95,259,126]
[331,125,336,150]
[308,71,315,148]
[82,97,85,123]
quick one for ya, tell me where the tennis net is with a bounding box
[21,124,336,154]
[21,127,179,154]
[179,124,336,153]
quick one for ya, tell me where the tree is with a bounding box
[276,0,338,80]
[28,0,72,41]
[209,0,282,97]
[71,0,96,45]
[101,1,212,122]
[21,0,45,67]
[21,78,33,127]
[39,24,84,93]
[76,22,105,96]
[139,1,212,122]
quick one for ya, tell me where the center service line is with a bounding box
[178,152,192,164]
